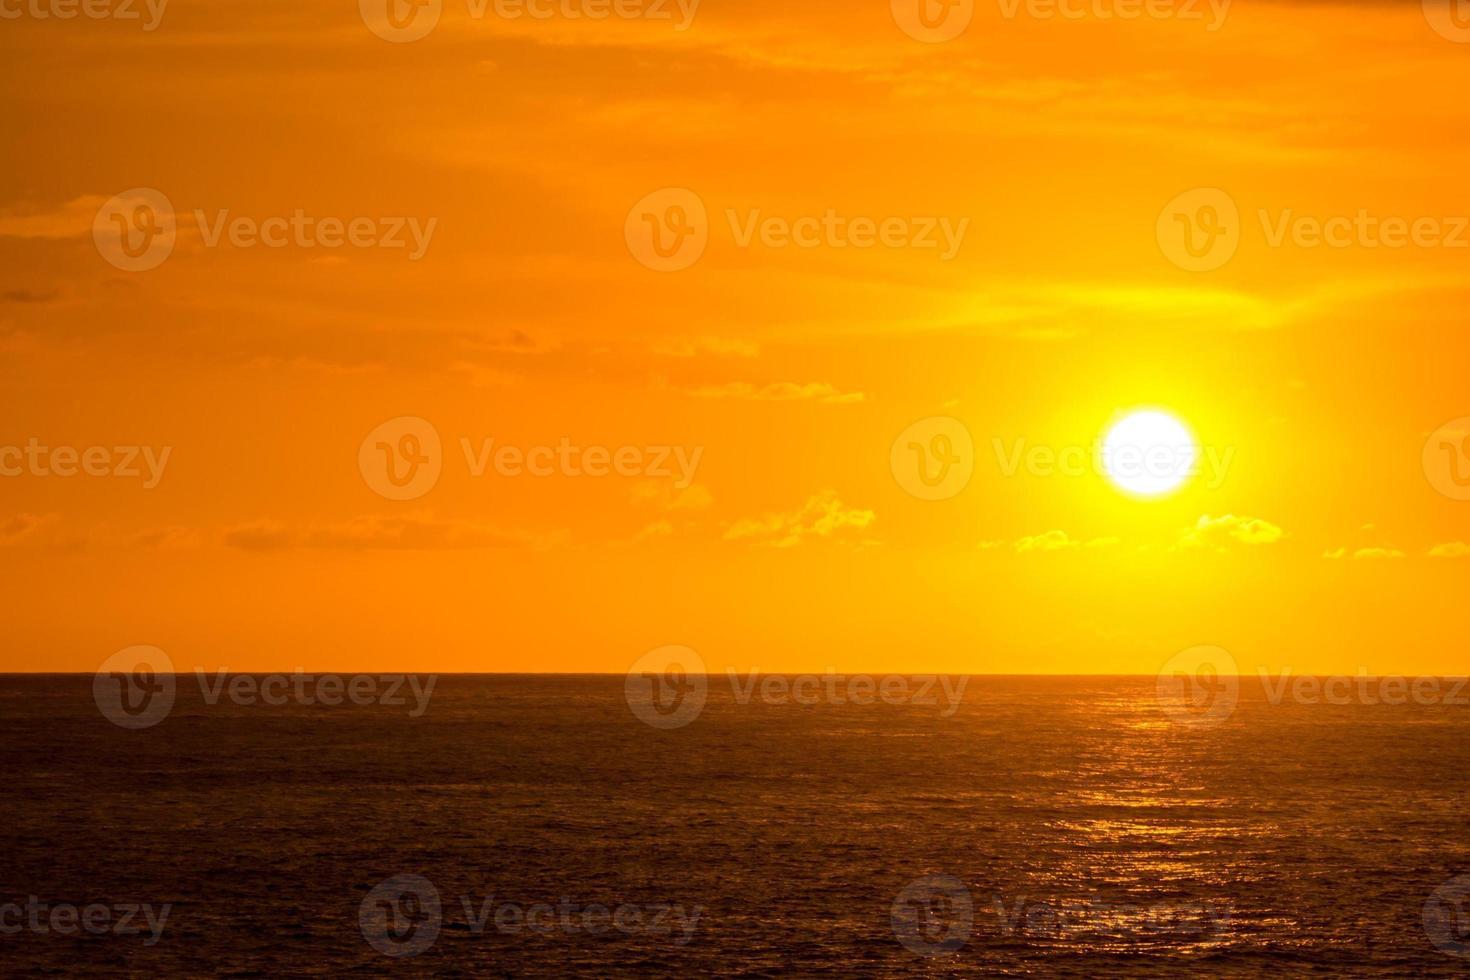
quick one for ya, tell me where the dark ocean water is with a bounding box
[4,673,1470,977]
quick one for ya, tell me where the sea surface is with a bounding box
[4,673,1470,976]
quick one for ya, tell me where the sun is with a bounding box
[1101,410,1199,497]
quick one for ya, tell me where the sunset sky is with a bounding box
[1,0,1467,674]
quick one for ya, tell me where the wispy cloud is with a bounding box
[1013,530,1119,553]
[224,513,557,551]
[724,491,875,548]
[685,381,865,404]
[630,481,713,512]
[652,336,759,358]
[1177,514,1285,551]
[1324,547,1406,560]
[0,513,60,546]
[0,196,106,240]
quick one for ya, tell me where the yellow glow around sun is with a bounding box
[1101,410,1198,497]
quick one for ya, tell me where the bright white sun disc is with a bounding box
[1102,411,1198,496]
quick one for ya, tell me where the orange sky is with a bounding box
[1,0,1467,674]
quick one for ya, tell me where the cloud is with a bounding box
[224,513,553,551]
[447,361,523,388]
[1,289,61,304]
[632,520,675,542]
[684,381,865,404]
[652,337,759,358]
[1429,541,1470,559]
[0,517,212,551]
[1013,530,1119,553]
[1324,547,1406,560]
[0,196,107,240]
[724,491,875,548]
[127,526,205,549]
[630,481,713,512]
[1177,514,1285,551]
[0,513,60,546]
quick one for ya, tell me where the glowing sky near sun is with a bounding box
[0,0,1467,674]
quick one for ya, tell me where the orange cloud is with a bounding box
[724,491,875,548]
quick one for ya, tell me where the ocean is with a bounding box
[4,673,1470,976]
